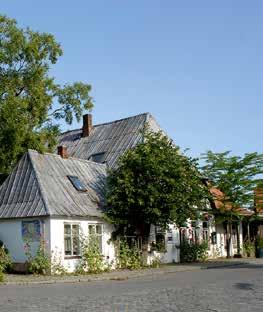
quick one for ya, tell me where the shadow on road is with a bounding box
[208,262,263,270]
[233,282,255,290]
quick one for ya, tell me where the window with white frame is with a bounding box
[64,223,80,256]
[88,224,103,252]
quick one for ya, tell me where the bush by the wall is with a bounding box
[116,239,143,270]
[180,241,208,263]
[0,241,12,282]
[24,240,51,275]
[76,237,110,274]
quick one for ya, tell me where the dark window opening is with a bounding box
[88,152,106,163]
[67,175,86,192]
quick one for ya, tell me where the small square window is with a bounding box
[88,152,106,163]
[67,175,86,192]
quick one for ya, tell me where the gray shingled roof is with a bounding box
[0,150,106,219]
[59,113,161,168]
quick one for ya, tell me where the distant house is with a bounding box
[59,113,161,168]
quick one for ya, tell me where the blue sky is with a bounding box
[1,1,262,157]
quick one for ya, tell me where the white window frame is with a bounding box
[64,223,81,257]
[88,223,103,253]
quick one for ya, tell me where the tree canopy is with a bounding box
[201,151,263,211]
[106,130,209,238]
[0,15,93,174]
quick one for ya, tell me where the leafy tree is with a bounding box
[0,15,93,174]
[106,129,209,246]
[201,151,263,257]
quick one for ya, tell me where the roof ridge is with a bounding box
[93,112,150,127]
[27,151,50,216]
[27,149,107,168]
[60,112,150,135]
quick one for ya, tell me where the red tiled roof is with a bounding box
[209,187,254,217]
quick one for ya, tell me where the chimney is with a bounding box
[57,145,68,159]
[82,114,93,137]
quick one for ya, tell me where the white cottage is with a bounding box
[0,150,116,272]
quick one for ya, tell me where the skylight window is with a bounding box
[67,175,87,192]
[88,152,106,163]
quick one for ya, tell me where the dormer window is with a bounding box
[67,175,86,192]
[88,152,106,163]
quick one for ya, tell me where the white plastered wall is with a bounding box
[0,217,50,263]
[148,224,180,264]
[49,217,115,272]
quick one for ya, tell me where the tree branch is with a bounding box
[48,107,64,117]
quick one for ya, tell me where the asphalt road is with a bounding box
[0,264,262,312]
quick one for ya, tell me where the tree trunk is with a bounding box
[226,221,232,258]
[136,223,151,266]
[236,222,241,256]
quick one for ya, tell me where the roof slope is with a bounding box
[0,153,47,218]
[210,186,254,217]
[0,150,107,219]
[59,113,161,168]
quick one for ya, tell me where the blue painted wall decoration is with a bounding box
[21,220,41,242]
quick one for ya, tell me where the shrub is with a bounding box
[24,240,51,275]
[76,237,109,274]
[180,241,208,263]
[51,249,67,275]
[0,241,12,282]
[243,239,255,257]
[116,239,143,270]
[0,269,4,282]
[150,256,161,268]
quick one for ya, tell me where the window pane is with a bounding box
[89,225,95,235]
[68,175,86,191]
[89,152,105,163]
[72,224,79,236]
[64,224,71,235]
[72,236,80,255]
[96,225,102,235]
[64,237,72,255]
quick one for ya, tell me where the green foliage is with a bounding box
[0,15,93,174]
[0,270,4,283]
[150,240,166,253]
[150,256,161,268]
[50,248,67,275]
[0,241,12,282]
[106,129,209,238]
[256,237,263,249]
[243,239,255,257]
[201,151,263,211]
[76,237,110,274]
[180,241,208,263]
[116,239,143,270]
[24,240,51,275]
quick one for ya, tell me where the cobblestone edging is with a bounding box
[3,258,262,286]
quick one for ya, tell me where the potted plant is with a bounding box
[255,237,263,258]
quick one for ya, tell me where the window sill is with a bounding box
[64,256,81,260]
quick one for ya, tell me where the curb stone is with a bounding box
[2,259,261,286]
